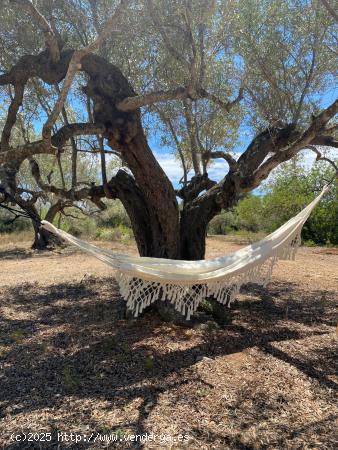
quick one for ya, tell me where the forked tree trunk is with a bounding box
[80,54,226,321]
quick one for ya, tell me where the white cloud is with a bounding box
[154,152,229,186]
[301,146,337,170]
[207,159,229,181]
[154,152,186,184]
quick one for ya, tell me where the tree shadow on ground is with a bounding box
[0,277,336,449]
[0,247,35,260]
[0,247,73,261]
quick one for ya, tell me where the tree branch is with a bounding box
[117,87,188,111]
[198,23,206,85]
[306,145,338,173]
[1,83,24,151]
[293,46,317,124]
[155,107,188,185]
[117,86,244,112]
[202,150,239,172]
[243,98,338,189]
[0,141,56,166]
[319,0,338,23]
[199,87,244,112]
[17,0,61,63]
[55,84,78,189]
[237,124,299,174]
[176,173,217,203]
[51,123,105,149]
[183,98,201,175]
[146,0,189,68]
[42,0,130,143]
[182,98,338,234]
[0,123,105,165]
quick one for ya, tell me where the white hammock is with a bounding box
[41,186,328,319]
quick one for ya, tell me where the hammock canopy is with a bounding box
[42,185,328,319]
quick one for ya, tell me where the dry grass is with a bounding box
[0,231,33,246]
[0,237,337,449]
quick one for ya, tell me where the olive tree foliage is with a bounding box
[0,0,337,257]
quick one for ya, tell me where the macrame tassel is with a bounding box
[115,230,303,320]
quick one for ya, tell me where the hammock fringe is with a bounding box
[116,232,301,319]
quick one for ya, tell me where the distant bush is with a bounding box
[95,201,131,228]
[208,211,237,235]
[95,225,133,243]
[0,209,32,233]
[234,195,264,232]
[52,200,133,241]
[64,217,97,237]
[261,163,337,246]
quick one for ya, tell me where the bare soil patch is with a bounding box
[0,237,337,449]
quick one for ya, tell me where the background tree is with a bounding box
[0,79,104,248]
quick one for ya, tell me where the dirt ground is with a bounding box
[0,236,337,449]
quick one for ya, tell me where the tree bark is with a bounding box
[31,202,64,250]
[180,176,238,259]
[180,210,209,260]
[110,170,154,256]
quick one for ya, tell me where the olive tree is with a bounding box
[0,0,337,260]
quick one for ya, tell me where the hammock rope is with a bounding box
[42,185,329,319]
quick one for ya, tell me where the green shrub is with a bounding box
[66,217,97,237]
[96,201,131,228]
[206,161,337,247]
[234,195,264,232]
[0,209,32,233]
[95,225,133,242]
[261,163,337,245]
[208,211,237,234]
[303,239,316,247]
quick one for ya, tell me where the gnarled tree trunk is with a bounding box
[31,202,64,250]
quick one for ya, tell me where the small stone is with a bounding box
[195,356,213,363]
[194,323,209,330]
[194,320,220,331]
[206,320,220,330]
